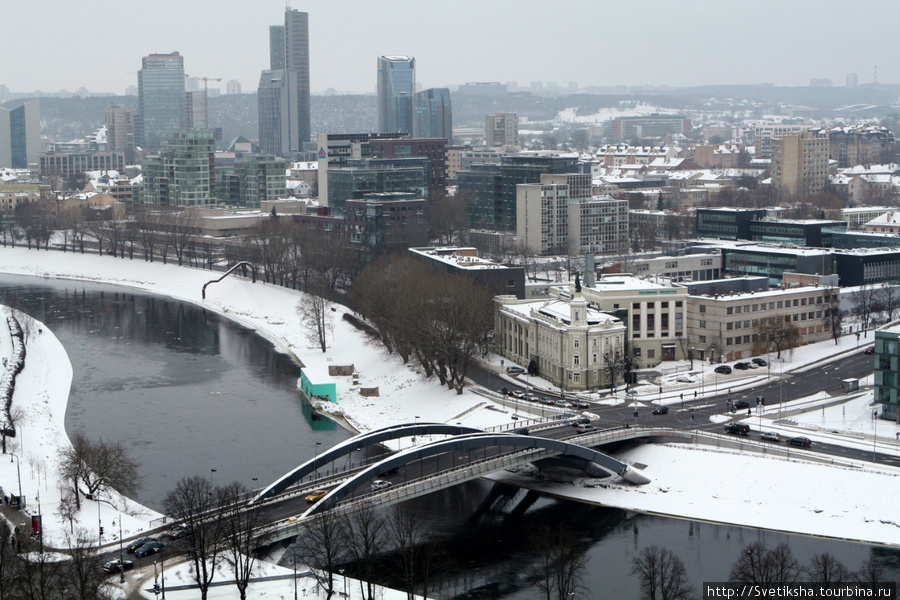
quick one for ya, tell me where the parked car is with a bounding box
[724,423,750,435]
[733,362,751,370]
[371,479,392,490]
[134,541,165,558]
[714,365,732,374]
[126,537,157,553]
[305,489,329,503]
[574,424,596,433]
[863,347,874,355]
[733,399,750,409]
[571,400,591,409]
[788,436,812,448]
[102,559,134,573]
[760,431,781,442]
[652,405,669,415]
[752,358,767,366]
[506,366,526,374]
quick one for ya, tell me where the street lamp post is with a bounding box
[313,442,322,480]
[209,468,216,487]
[872,410,879,463]
[119,516,125,583]
[8,452,22,503]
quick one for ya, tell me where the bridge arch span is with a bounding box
[302,431,649,518]
[252,422,485,504]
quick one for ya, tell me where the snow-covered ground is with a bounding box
[0,247,898,599]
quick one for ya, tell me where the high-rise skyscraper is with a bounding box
[137,52,186,151]
[257,9,310,156]
[0,99,40,168]
[414,88,452,140]
[258,70,300,157]
[185,90,208,129]
[105,105,136,163]
[142,129,216,206]
[377,56,415,134]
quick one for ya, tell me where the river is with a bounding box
[0,274,895,598]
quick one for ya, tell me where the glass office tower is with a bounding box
[377,56,416,134]
[138,52,186,151]
[414,88,452,140]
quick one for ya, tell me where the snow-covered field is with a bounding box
[0,247,898,599]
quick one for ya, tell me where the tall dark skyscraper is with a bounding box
[377,56,415,134]
[138,52,186,151]
[414,88,452,140]
[258,8,310,156]
[0,99,40,168]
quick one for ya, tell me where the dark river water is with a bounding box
[0,273,896,599]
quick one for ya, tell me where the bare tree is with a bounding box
[218,482,268,600]
[56,491,79,534]
[0,519,16,600]
[63,527,112,600]
[163,475,225,600]
[854,557,887,587]
[876,282,900,322]
[342,504,386,600]
[729,541,800,586]
[752,316,801,359]
[385,504,443,600]
[822,286,843,344]
[297,508,347,599]
[805,552,852,585]
[428,189,471,246]
[298,279,333,353]
[631,545,693,600]
[57,432,142,506]
[850,284,878,332]
[528,523,588,600]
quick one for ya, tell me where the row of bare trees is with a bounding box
[349,256,495,394]
[631,542,891,600]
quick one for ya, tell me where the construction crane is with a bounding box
[185,74,222,93]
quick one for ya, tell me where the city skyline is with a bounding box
[2,0,898,97]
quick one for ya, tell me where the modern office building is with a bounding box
[457,154,579,231]
[414,88,452,140]
[326,159,426,215]
[377,56,416,135]
[0,99,40,168]
[696,208,766,240]
[258,69,300,157]
[261,9,310,150]
[345,193,428,252]
[485,113,518,148]
[315,132,406,206]
[137,52,186,151]
[185,90,208,130]
[771,132,830,196]
[105,106,136,163]
[410,246,526,299]
[216,154,287,207]
[686,280,834,363]
[874,324,900,421]
[39,151,126,179]
[368,137,447,196]
[141,129,217,206]
[608,115,691,142]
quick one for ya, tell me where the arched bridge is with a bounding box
[253,423,654,530]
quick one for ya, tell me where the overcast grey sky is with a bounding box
[3,0,898,95]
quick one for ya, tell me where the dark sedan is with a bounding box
[126,537,157,553]
[102,559,134,573]
[134,541,165,558]
[651,405,669,415]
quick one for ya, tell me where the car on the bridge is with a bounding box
[571,417,591,426]
[864,346,874,355]
[733,362,751,370]
[724,423,750,435]
[651,405,669,415]
[760,431,782,442]
[510,390,526,399]
[574,424,596,433]
[752,358,768,367]
[102,559,134,573]
[538,396,555,405]
[126,537,157,553]
[371,479,392,491]
[522,393,539,402]
[305,489,329,503]
[788,436,812,448]
[571,400,591,409]
[553,399,570,408]
[134,541,165,558]
[506,366,526,374]
[714,365,732,374]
